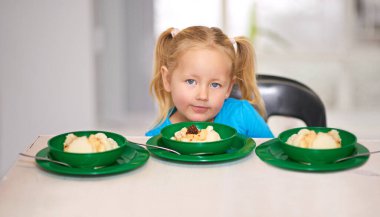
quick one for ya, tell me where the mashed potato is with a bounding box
[64,133,118,153]
[171,125,221,142]
[286,129,341,149]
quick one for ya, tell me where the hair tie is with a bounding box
[230,38,236,45]
[230,37,237,53]
[171,28,180,38]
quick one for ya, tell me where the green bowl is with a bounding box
[48,131,128,168]
[160,122,237,155]
[278,127,357,164]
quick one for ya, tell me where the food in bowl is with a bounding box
[286,129,341,149]
[48,131,127,168]
[64,133,119,153]
[278,127,356,164]
[171,125,221,142]
[160,122,237,155]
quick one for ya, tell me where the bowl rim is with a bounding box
[160,121,237,144]
[278,127,357,151]
[48,130,127,155]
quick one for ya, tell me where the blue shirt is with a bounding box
[145,98,274,138]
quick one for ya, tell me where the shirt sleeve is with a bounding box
[145,128,161,137]
[145,118,171,136]
[240,100,274,138]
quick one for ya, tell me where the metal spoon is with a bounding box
[335,150,380,163]
[128,142,181,155]
[19,153,72,167]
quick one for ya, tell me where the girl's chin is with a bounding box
[172,110,214,122]
[186,115,213,122]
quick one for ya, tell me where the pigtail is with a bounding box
[234,37,267,118]
[150,28,176,125]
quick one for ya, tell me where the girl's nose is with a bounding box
[196,85,209,100]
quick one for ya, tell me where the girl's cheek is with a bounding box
[172,89,189,102]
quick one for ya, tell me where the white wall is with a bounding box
[0,0,95,177]
[94,0,155,127]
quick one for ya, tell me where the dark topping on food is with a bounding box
[186,125,199,134]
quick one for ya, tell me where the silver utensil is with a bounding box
[335,150,380,163]
[128,142,180,155]
[188,152,214,156]
[19,153,72,167]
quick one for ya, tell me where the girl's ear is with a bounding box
[161,66,171,92]
[225,76,236,99]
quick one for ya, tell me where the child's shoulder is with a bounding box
[223,98,254,111]
[145,118,171,136]
[218,98,259,119]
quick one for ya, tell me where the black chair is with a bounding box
[230,74,327,127]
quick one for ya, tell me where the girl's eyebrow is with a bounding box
[181,72,199,78]
[181,70,229,82]
[182,73,224,82]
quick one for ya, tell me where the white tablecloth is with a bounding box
[1,136,379,217]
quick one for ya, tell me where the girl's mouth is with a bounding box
[191,105,209,113]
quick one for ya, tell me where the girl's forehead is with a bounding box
[173,48,233,77]
[177,48,232,67]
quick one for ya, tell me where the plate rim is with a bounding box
[255,138,369,172]
[146,134,255,163]
[35,146,149,176]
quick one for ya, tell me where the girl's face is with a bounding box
[161,48,234,123]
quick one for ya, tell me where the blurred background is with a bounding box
[1,0,380,177]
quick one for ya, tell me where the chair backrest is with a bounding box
[230,74,327,127]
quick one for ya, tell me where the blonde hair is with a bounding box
[150,26,266,125]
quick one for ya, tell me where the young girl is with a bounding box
[146,26,273,138]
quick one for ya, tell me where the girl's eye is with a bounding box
[185,79,196,85]
[210,82,221,88]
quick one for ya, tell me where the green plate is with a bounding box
[35,144,149,176]
[255,138,369,172]
[146,134,255,163]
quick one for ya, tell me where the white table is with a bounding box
[1,136,379,217]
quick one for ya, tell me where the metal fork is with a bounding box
[128,142,181,155]
[19,153,72,167]
[335,150,380,163]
